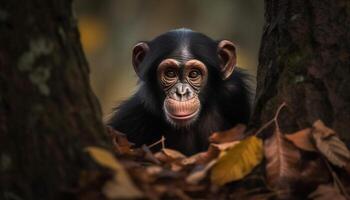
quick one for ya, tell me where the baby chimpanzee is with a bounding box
[108,29,252,155]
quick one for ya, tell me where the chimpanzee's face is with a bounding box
[131,30,237,128]
[157,58,208,127]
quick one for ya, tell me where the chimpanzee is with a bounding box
[107,28,252,155]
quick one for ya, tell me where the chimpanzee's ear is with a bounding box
[132,42,149,79]
[217,40,236,80]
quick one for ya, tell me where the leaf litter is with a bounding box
[84,103,350,199]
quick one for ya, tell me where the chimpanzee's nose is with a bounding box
[170,83,194,101]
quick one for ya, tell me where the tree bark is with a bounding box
[0,1,109,199]
[253,0,350,141]
[250,0,350,198]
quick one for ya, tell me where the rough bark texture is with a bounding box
[0,1,109,199]
[253,0,350,141]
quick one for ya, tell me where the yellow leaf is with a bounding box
[210,136,263,186]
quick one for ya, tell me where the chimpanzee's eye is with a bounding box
[188,70,201,78]
[165,69,177,78]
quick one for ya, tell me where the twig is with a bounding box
[148,136,166,149]
[255,102,287,137]
[255,119,274,137]
[274,102,286,121]
[274,102,286,133]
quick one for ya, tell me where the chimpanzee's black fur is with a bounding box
[107,29,253,155]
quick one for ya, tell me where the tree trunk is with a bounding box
[251,1,350,198]
[253,0,350,141]
[0,1,109,199]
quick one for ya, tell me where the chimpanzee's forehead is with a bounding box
[168,43,194,63]
[148,29,218,63]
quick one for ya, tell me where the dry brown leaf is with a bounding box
[181,145,220,165]
[107,126,133,155]
[162,148,187,160]
[102,177,144,200]
[180,141,234,169]
[85,147,143,199]
[181,152,208,166]
[153,148,187,165]
[308,184,346,200]
[264,128,301,189]
[313,120,335,138]
[85,146,123,171]
[284,128,317,151]
[209,123,246,143]
[142,145,161,164]
[170,163,184,172]
[312,120,350,167]
[211,141,240,151]
[186,159,218,184]
[154,151,171,163]
[313,133,350,167]
[145,166,163,175]
[211,136,263,186]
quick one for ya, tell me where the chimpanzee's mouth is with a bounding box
[166,109,199,120]
[163,97,200,125]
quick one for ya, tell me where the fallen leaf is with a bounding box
[209,124,246,143]
[102,178,143,200]
[210,136,263,186]
[186,159,218,184]
[308,184,346,200]
[211,141,240,151]
[162,148,186,160]
[154,151,170,163]
[145,166,163,175]
[171,188,192,200]
[181,152,208,166]
[106,126,133,155]
[85,146,123,171]
[181,145,220,165]
[154,148,188,171]
[170,163,183,171]
[284,128,316,151]
[313,120,335,138]
[312,120,350,167]
[313,133,350,167]
[142,145,161,164]
[85,147,143,199]
[264,128,301,189]
[153,148,187,165]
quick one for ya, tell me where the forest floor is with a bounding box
[85,103,350,200]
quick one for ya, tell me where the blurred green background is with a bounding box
[75,0,264,117]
